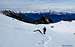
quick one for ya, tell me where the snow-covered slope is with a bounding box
[0,13,75,47]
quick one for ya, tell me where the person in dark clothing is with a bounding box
[43,27,46,34]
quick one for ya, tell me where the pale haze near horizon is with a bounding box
[0,0,75,11]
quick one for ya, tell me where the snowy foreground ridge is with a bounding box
[0,11,75,47]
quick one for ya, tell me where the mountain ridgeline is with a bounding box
[1,10,75,24]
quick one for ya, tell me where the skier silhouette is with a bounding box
[43,27,46,34]
[34,27,46,34]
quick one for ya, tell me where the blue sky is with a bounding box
[0,0,75,11]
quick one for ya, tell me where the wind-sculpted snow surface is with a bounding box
[36,34,52,47]
[0,12,75,47]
